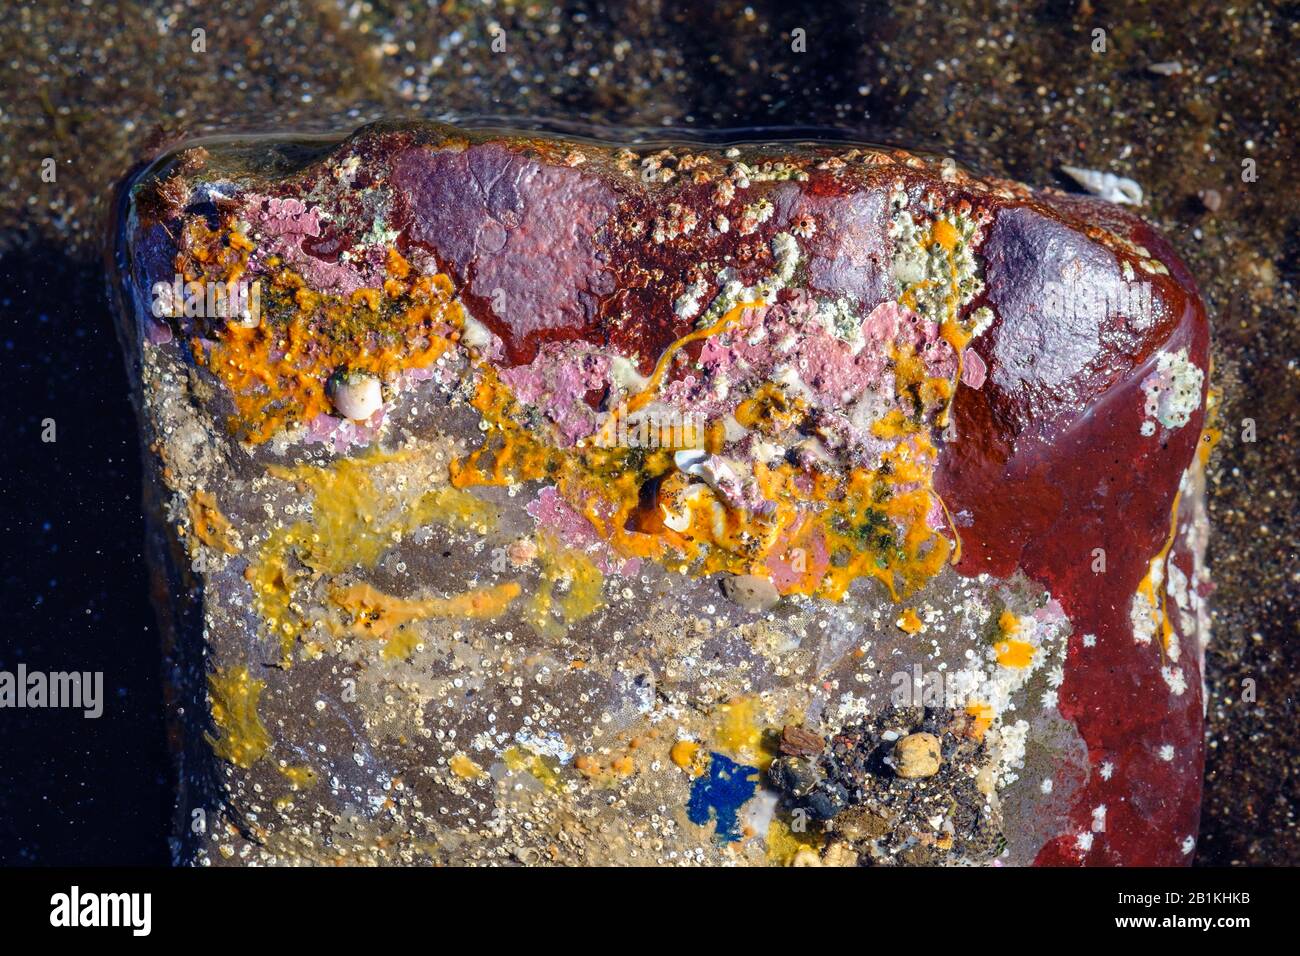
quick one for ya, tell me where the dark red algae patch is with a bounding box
[939,201,1211,865]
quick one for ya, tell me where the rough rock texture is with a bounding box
[111,122,1212,866]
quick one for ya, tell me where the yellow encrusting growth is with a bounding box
[246,450,501,664]
[187,229,464,443]
[897,608,924,634]
[187,490,240,555]
[449,753,486,780]
[527,533,606,639]
[451,359,952,604]
[895,215,986,431]
[503,746,561,788]
[993,638,1035,669]
[766,819,822,865]
[993,609,1033,668]
[713,697,772,768]
[331,581,522,657]
[279,764,317,789]
[965,702,994,741]
[1197,384,1222,468]
[1135,490,1184,655]
[670,740,706,776]
[207,666,271,768]
[619,300,767,420]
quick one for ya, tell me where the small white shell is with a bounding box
[327,371,382,420]
[1148,61,1184,76]
[1061,164,1144,206]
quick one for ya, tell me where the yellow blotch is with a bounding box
[206,666,271,769]
[994,639,1035,669]
[714,697,771,768]
[610,754,636,777]
[503,746,560,789]
[279,764,317,790]
[766,819,821,866]
[247,451,500,664]
[331,581,521,658]
[897,608,924,634]
[735,381,809,435]
[245,523,304,665]
[965,702,993,741]
[527,533,605,640]
[451,314,956,606]
[574,751,637,783]
[931,219,959,253]
[187,490,239,555]
[449,753,485,780]
[1197,384,1222,468]
[269,452,429,575]
[870,408,916,440]
[993,611,1033,666]
[409,485,500,534]
[193,230,462,443]
[670,740,706,776]
[1134,489,1184,655]
[618,299,766,421]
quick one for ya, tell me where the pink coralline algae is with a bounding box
[501,342,612,446]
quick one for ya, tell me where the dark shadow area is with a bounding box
[0,241,170,865]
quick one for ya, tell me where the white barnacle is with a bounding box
[673,278,710,320]
[769,231,800,287]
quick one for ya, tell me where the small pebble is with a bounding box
[719,573,780,612]
[779,724,825,758]
[893,732,942,779]
[327,370,382,420]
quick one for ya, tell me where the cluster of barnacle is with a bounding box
[889,191,988,326]
[729,159,810,184]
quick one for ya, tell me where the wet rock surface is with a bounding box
[111,122,1210,865]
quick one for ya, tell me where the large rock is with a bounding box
[110,122,1212,866]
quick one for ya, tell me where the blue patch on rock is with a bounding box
[687,752,760,843]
